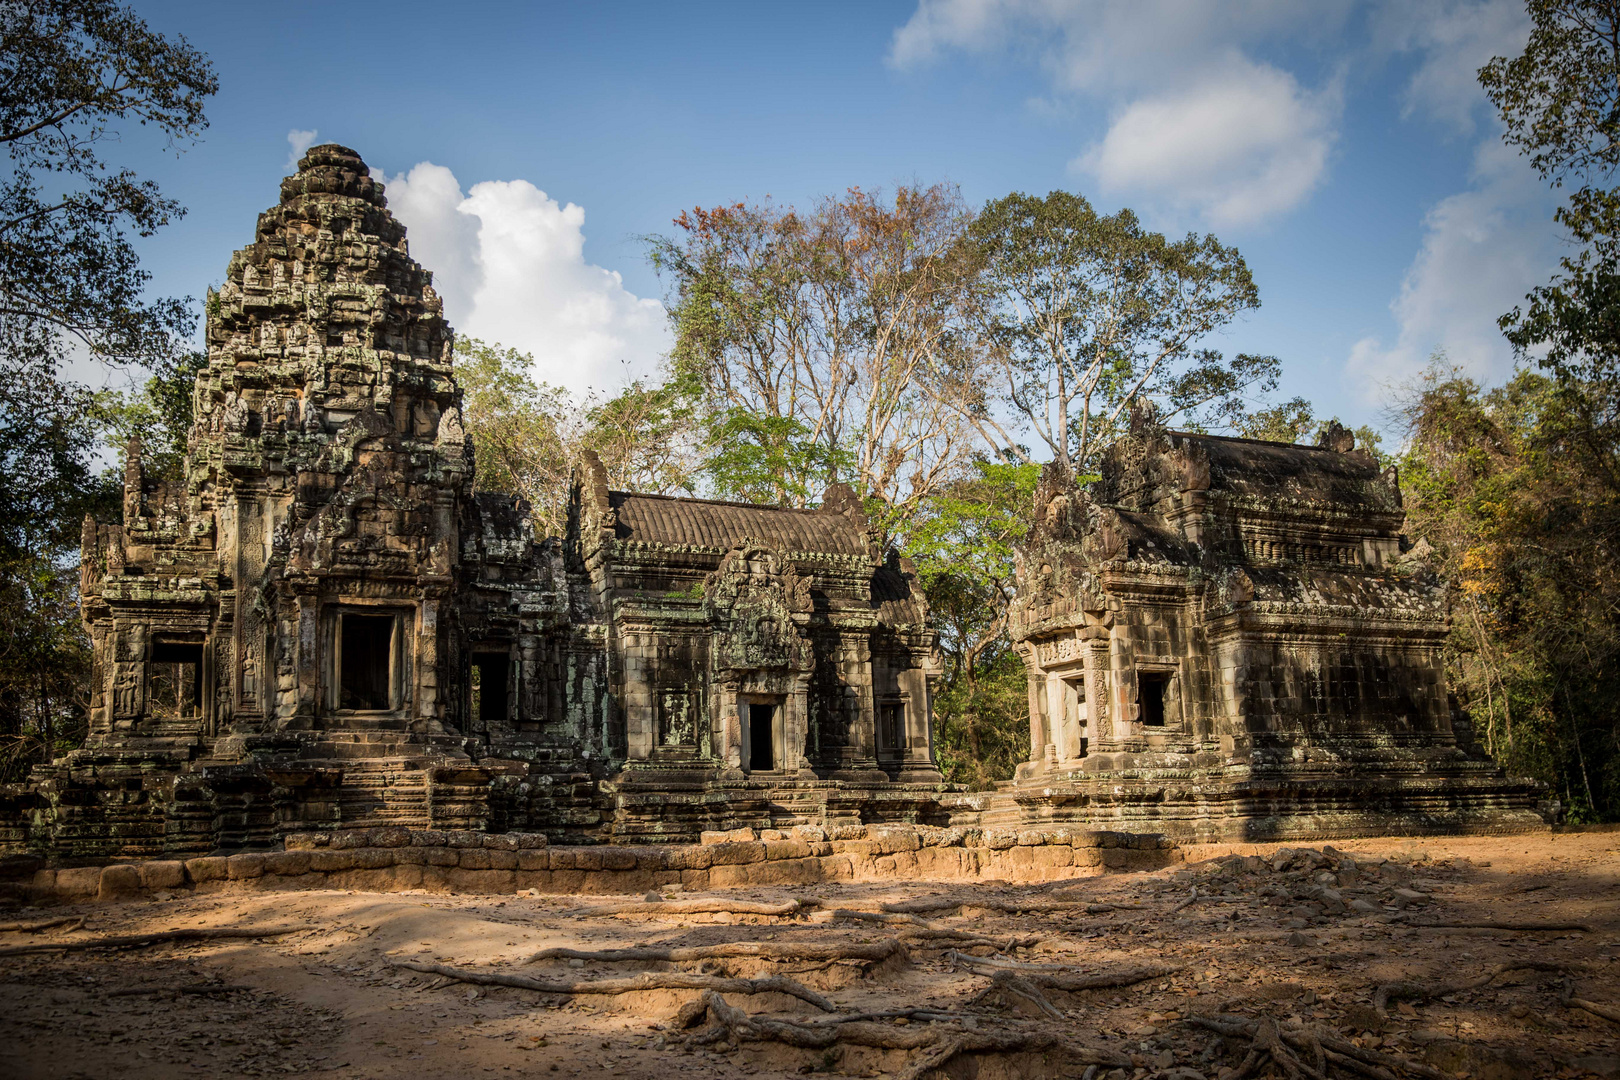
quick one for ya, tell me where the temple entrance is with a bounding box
[470,651,509,729]
[336,611,398,712]
[747,702,776,771]
[877,700,904,763]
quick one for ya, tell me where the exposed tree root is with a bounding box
[945,950,1179,991]
[393,960,838,1011]
[1560,976,1620,1025]
[1398,919,1592,932]
[1373,960,1583,1016]
[1190,1013,1455,1080]
[971,972,1065,1019]
[871,898,1097,917]
[0,924,309,958]
[811,908,1041,949]
[0,916,83,933]
[571,899,808,918]
[672,989,1131,1080]
[526,939,905,967]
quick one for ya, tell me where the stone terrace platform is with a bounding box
[4,823,1181,905]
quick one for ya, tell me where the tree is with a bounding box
[0,361,116,779]
[903,460,1039,788]
[1,0,217,381]
[455,337,698,536]
[1398,362,1620,820]
[1482,1,1620,387]
[949,190,1274,476]
[0,1,214,779]
[649,185,979,523]
[97,351,207,480]
[1235,395,1387,463]
[455,337,577,534]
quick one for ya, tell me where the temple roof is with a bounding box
[1175,431,1389,505]
[1095,427,1400,517]
[607,492,869,556]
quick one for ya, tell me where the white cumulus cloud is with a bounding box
[1076,58,1338,228]
[1377,0,1530,134]
[889,1,1347,229]
[1345,138,1560,398]
[378,163,668,398]
[285,128,318,169]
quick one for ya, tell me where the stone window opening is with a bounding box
[470,651,510,729]
[746,701,780,772]
[1062,677,1088,757]
[877,699,907,757]
[148,640,204,719]
[1138,671,1171,727]
[336,611,398,712]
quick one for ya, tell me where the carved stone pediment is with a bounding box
[704,542,813,673]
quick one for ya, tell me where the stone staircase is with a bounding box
[331,759,431,828]
[292,733,475,831]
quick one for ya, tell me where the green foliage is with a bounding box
[0,0,217,380]
[1398,362,1620,819]
[455,337,576,534]
[932,649,1030,789]
[702,408,850,506]
[0,0,214,779]
[97,351,207,479]
[1483,1,1620,385]
[958,189,1272,474]
[905,461,1040,786]
[454,337,697,535]
[1235,395,1388,464]
[0,363,117,780]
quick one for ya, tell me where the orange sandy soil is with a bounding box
[2,831,1616,1080]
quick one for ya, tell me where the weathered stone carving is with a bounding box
[1010,410,1546,840]
[0,146,947,859]
[0,145,1546,859]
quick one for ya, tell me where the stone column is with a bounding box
[233,494,268,722]
[717,678,743,775]
[621,632,655,760]
[789,673,815,775]
[417,597,439,726]
[295,594,319,722]
[895,665,942,783]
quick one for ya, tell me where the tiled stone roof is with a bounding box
[607,492,869,556]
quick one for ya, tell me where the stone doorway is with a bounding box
[470,651,509,729]
[747,701,778,772]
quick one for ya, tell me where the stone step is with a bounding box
[330,762,431,828]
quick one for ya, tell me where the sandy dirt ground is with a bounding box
[2,831,1617,1080]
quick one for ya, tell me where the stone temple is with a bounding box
[1005,418,1545,839]
[0,146,1544,860]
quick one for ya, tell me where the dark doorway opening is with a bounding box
[340,613,395,710]
[149,640,204,718]
[748,703,775,771]
[878,702,904,754]
[471,652,509,728]
[1139,672,1169,727]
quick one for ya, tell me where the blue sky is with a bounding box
[119,0,1560,438]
